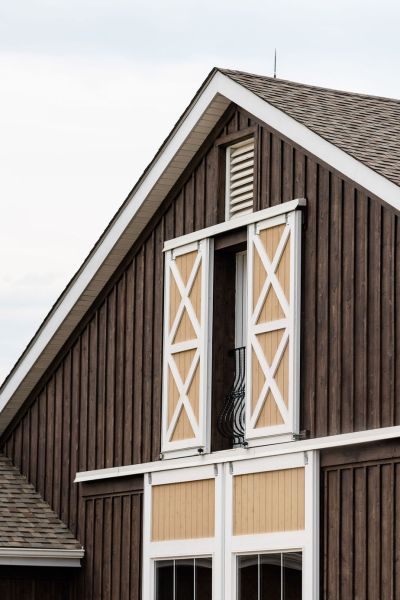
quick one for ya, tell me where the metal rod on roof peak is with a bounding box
[274,49,277,78]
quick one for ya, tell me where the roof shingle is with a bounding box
[0,454,82,551]
[221,68,400,187]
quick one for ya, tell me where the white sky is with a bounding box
[1,0,400,383]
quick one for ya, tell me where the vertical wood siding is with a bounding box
[151,479,215,541]
[80,489,142,600]
[233,467,305,535]
[1,103,400,596]
[6,107,400,477]
[255,124,400,437]
[321,442,400,599]
[0,567,75,600]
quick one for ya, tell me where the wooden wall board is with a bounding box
[321,440,400,599]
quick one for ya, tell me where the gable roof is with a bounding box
[222,69,400,187]
[1,67,400,435]
[0,454,83,565]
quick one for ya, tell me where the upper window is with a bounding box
[225,138,255,220]
[161,205,302,457]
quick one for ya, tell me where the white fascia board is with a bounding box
[2,69,400,430]
[0,547,84,567]
[75,424,400,483]
[216,71,400,211]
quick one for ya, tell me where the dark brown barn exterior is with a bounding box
[1,68,400,598]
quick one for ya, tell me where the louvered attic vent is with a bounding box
[225,138,255,220]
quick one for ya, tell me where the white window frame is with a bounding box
[143,451,319,600]
[245,210,302,444]
[142,464,224,600]
[224,451,319,600]
[161,239,214,458]
[160,200,304,459]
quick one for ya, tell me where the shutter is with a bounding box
[246,211,301,440]
[226,139,255,220]
[162,239,213,454]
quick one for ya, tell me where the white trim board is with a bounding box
[0,547,84,568]
[75,424,400,483]
[142,454,317,600]
[163,198,306,251]
[223,452,319,600]
[219,71,400,209]
[2,68,400,434]
[142,465,224,599]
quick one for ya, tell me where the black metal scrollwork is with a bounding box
[216,347,246,446]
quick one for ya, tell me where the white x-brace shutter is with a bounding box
[246,210,301,440]
[161,238,213,455]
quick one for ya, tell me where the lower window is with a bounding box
[237,552,302,600]
[155,557,212,600]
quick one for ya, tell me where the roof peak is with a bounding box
[217,67,400,105]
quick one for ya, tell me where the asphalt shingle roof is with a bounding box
[0,453,82,550]
[221,69,400,188]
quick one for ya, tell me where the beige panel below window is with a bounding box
[152,479,215,541]
[233,467,305,535]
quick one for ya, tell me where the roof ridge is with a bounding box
[218,67,400,105]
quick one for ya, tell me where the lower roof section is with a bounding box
[0,454,83,566]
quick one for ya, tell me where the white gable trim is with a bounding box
[0,78,230,432]
[218,71,400,209]
[1,69,400,433]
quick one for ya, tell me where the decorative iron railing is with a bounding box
[216,347,246,446]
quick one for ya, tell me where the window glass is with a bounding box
[282,552,302,600]
[155,560,174,600]
[195,557,212,600]
[155,558,212,600]
[237,552,302,600]
[176,558,194,600]
[260,553,281,600]
[237,555,258,600]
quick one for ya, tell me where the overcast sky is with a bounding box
[1,0,400,383]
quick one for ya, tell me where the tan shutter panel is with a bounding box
[162,239,213,454]
[246,211,301,439]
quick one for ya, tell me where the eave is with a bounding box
[1,68,400,434]
[0,547,84,567]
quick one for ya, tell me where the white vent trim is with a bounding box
[225,138,255,220]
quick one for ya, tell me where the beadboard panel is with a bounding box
[233,467,305,535]
[152,479,215,541]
